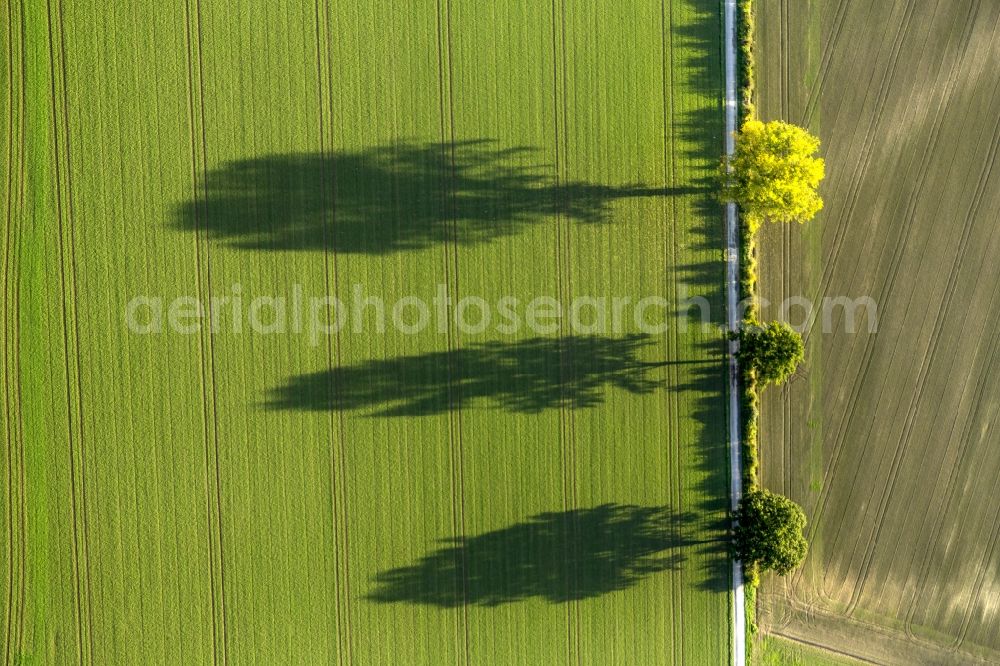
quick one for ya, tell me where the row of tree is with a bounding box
[724,120,824,579]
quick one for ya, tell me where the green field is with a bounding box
[757,636,864,666]
[755,0,1000,663]
[2,0,732,663]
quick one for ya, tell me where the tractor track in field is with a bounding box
[549,1,572,662]
[895,324,1000,650]
[798,0,854,128]
[951,410,1000,652]
[13,1,27,655]
[803,0,920,328]
[901,235,1000,641]
[758,0,1000,659]
[659,1,685,662]
[801,0,926,323]
[795,0,976,596]
[556,3,584,664]
[876,16,1000,638]
[902,51,1000,642]
[814,0,980,608]
[311,1,351,662]
[549,1,583,662]
[46,0,97,660]
[3,0,25,660]
[436,2,471,661]
[794,0,939,581]
[182,0,228,660]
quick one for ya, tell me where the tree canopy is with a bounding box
[733,488,808,576]
[739,321,804,386]
[722,120,825,231]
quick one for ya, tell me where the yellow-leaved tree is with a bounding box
[722,120,825,232]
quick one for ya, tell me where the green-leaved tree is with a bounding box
[722,119,825,232]
[739,321,804,386]
[734,488,807,576]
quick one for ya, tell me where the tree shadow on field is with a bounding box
[176,141,704,254]
[367,504,720,606]
[268,334,666,416]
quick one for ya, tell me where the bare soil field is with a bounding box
[755,0,1000,663]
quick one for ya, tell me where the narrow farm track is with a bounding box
[722,1,743,665]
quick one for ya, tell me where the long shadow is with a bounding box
[176,141,704,254]
[268,334,664,416]
[367,504,709,607]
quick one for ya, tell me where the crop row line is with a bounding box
[549,0,585,662]
[311,0,352,662]
[659,0,685,662]
[182,0,228,660]
[3,0,28,660]
[433,1,472,662]
[43,0,97,659]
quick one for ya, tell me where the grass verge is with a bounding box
[735,0,760,660]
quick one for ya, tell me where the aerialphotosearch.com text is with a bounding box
[124,283,877,345]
